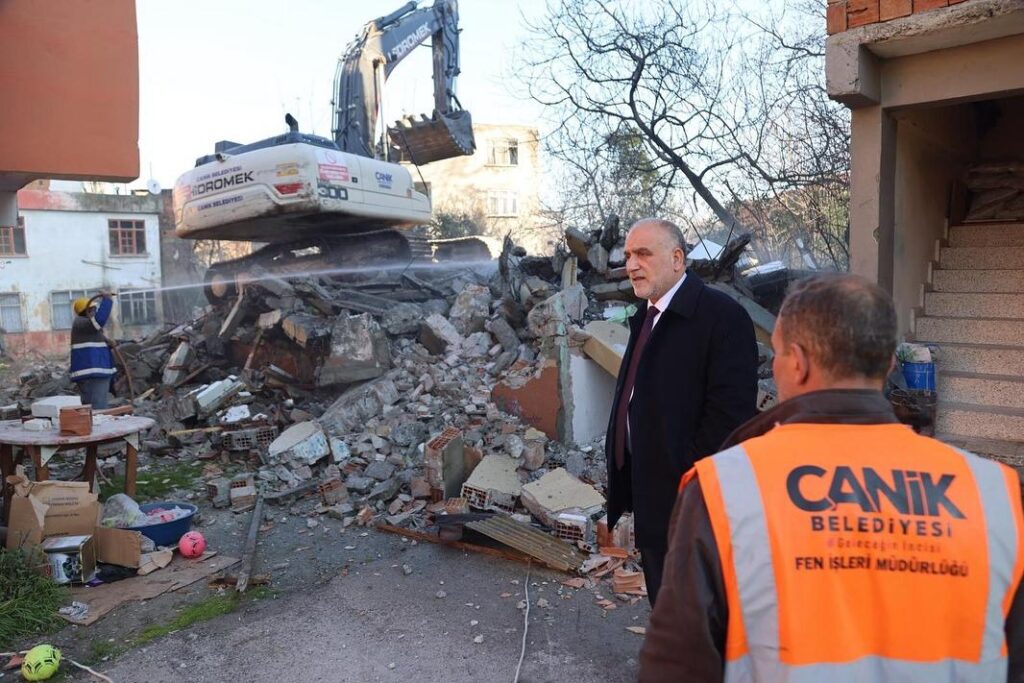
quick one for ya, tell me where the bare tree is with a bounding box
[523,0,850,268]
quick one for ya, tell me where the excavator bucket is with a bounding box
[388,110,476,165]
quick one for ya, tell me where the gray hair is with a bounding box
[629,218,687,251]
[778,274,897,381]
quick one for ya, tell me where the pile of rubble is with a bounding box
[2,225,783,585]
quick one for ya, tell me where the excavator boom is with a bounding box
[333,0,475,164]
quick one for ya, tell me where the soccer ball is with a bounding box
[178,531,206,558]
[21,644,60,681]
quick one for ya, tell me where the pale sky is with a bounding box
[134,0,549,189]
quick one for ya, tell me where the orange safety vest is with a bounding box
[681,422,1024,682]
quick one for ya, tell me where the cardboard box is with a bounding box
[41,534,97,584]
[5,473,142,568]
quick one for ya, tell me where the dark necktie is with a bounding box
[613,304,659,469]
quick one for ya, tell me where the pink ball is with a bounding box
[178,531,206,558]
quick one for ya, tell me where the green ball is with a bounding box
[21,644,61,681]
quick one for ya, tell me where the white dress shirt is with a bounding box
[627,271,687,413]
[650,272,686,329]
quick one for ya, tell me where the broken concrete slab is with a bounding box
[419,313,464,356]
[195,378,244,415]
[485,316,519,353]
[266,421,330,466]
[162,341,195,386]
[31,395,82,419]
[581,321,630,377]
[527,284,587,338]
[320,377,399,433]
[564,226,593,262]
[461,454,522,513]
[381,302,424,336]
[345,475,375,494]
[587,243,610,275]
[462,332,493,359]
[521,428,548,471]
[590,280,636,302]
[448,284,491,335]
[521,468,605,528]
[364,460,396,482]
[369,477,401,501]
[257,309,283,330]
[316,313,392,387]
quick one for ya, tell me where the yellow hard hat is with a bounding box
[72,297,92,316]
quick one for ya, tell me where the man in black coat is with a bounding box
[605,218,758,605]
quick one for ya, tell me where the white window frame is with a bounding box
[0,293,24,333]
[50,289,90,330]
[487,138,519,167]
[118,289,157,326]
[486,191,519,217]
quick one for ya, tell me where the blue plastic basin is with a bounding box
[902,361,936,391]
[126,501,198,547]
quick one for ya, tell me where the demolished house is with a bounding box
[2,218,786,591]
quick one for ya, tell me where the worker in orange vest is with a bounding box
[639,274,1024,682]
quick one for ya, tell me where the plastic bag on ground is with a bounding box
[100,493,148,528]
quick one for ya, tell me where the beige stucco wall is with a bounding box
[405,123,554,254]
[891,106,977,333]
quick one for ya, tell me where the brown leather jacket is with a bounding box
[638,389,1024,682]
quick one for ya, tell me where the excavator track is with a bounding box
[203,227,498,304]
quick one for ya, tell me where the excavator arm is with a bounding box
[332,0,474,164]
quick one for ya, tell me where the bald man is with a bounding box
[606,219,758,604]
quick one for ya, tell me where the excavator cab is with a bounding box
[388,109,475,165]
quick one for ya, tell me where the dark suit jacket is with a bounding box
[604,272,758,547]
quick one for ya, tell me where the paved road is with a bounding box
[81,532,647,682]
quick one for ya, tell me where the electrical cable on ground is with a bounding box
[512,562,532,683]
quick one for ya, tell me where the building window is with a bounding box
[487,191,519,217]
[0,293,24,332]
[109,219,146,256]
[487,139,519,166]
[50,289,90,330]
[0,218,26,256]
[119,289,156,326]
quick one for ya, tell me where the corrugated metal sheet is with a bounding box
[466,516,586,573]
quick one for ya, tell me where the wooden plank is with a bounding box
[236,495,264,593]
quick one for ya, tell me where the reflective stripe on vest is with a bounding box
[689,424,1024,683]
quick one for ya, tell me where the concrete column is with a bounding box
[849,106,896,292]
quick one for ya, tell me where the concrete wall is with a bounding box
[406,123,554,254]
[2,190,162,357]
[891,105,977,333]
[0,0,139,183]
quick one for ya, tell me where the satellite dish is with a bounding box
[147,179,162,195]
